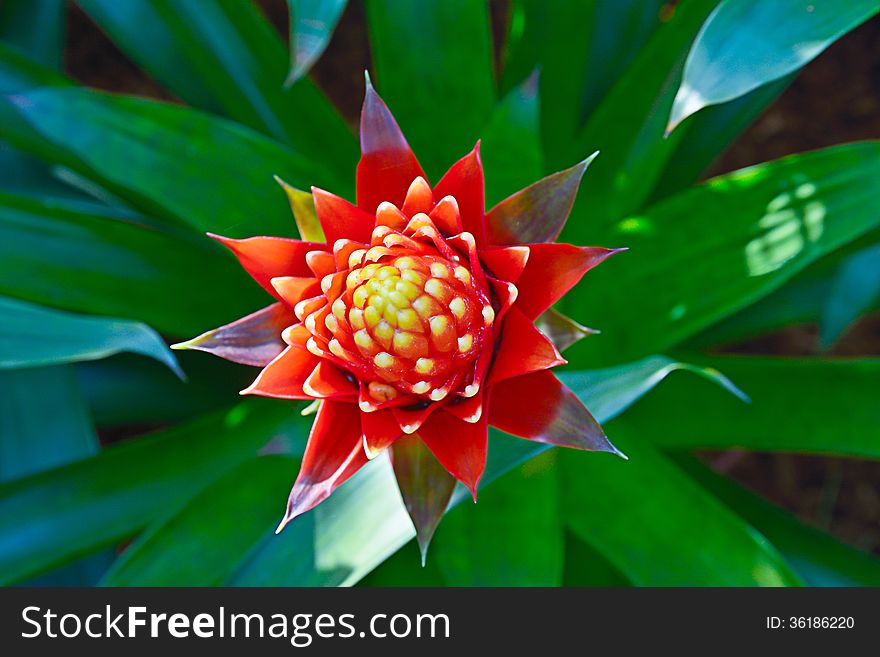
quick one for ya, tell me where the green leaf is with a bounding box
[651,76,792,202]
[0,0,65,69]
[624,356,880,459]
[2,87,348,235]
[431,453,564,586]
[480,72,542,207]
[562,0,718,233]
[687,231,880,349]
[0,296,182,376]
[366,0,496,179]
[0,365,98,482]
[229,355,742,586]
[673,455,880,587]
[562,531,632,586]
[566,143,880,365]
[0,37,94,204]
[819,243,880,347]
[76,353,252,427]
[101,456,298,586]
[0,191,264,337]
[363,454,566,587]
[502,0,667,172]
[559,436,802,586]
[285,0,347,86]
[0,399,309,584]
[76,0,357,168]
[668,0,880,131]
[0,364,116,585]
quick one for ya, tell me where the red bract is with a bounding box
[176,78,625,556]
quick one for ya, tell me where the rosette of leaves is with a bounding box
[0,0,878,587]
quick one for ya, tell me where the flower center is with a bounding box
[331,253,491,397]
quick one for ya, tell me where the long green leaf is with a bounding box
[0,191,263,336]
[623,356,880,458]
[366,0,496,179]
[668,0,880,131]
[480,72,542,206]
[0,365,117,586]
[76,0,357,169]
[651,76,791,202]
[566,143,880,365]
[101,456,298,586]
[0,38,94,204]
[559,437,802,586]
[562,531,632,586]
[431,453,563,586]
[819,242,880,347]
[0,297,181,376]
[0,366,98,482]
[76,353,252,427]
[362,455,565,587]
[2,87,347,235]
[0,399,309,584]
[502,0,666,172]
[0,0,65,69]
[673,455,880,586]
[228,355,743,586]
[562,0,717,234]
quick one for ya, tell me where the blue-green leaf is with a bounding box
[819,243,880,347]
[101,456,298,586]
[2,87,347,235]
[76,0,357,168]
[668,0,880,131]
[0,399,309,584]
[0,365,98,482]
[566,142,880,365]
[0,296,182,377]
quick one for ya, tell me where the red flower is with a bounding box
[176,78,625,555]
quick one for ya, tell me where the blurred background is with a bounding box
[5,0,879,563]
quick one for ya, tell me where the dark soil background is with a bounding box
[63,1,880,557]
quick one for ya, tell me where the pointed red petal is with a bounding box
[312,187,375,245]
[361,408,402,458]
[391,435,457,563]
[484,155,596,246]
[391,403,438,436]
[489,307,566,383]
[302,361,358,399]
[515,244,624,319]
[210,234,324,300]
[487,275,519,320]
[417,409,488,499]
[270,276,321,308]
[433,143,485,242]
[172,303,292,367]
[241,346,319,399]
[443,393,484,424]
[356,76,426,213]
[478,246,530,283]
[489,371,622,455]
[277,401,367,530]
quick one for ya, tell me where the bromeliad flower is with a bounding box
[175,78,625,555]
